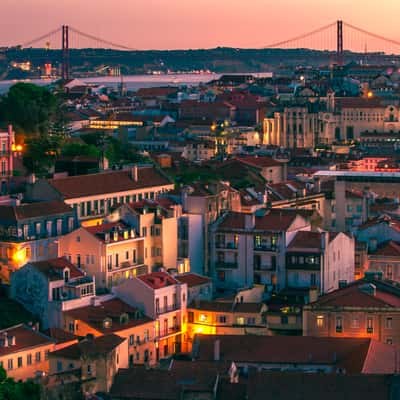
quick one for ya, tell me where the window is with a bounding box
[17,357,22,368]
[281,315,288,325]
[199,314,208,322]
[387,265,393,280]
[35,352,41,362]
[236,317,245,325]
[27,354,32,365]
[129,335,134,345]
[336,316,343,333]
[248,317,256,325]
[188,312,194,323]
[347,205,353,213]
[46,221,52,236]
[155,298,160,313]
[57,361,63,372]
[35,222,41,235]
[351,318,359,328]
[316,315,324,328]
[69,322,74,332]
[310,273,316,286]
[87,364,92,375]
[387,337,393,345]
[142,227,147,237]
[7,359,13,370]
[385,317,393,329]
[367,317,373,333]
[218,315,227,323]
[45,350,49,360]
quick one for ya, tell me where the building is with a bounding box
[187,301,267,347]
[303,278,400,345]
[48,334,128,394]
[0,324,55,381]
[59,221,147,290]
[27,165,174,222]
[286,231,355,293]
[11,257,95,329]
[0,125,15,194]
[114,272,188,359]
[175,273,213,304]
[235,156,287,184]
[0,200,78,283]
[192,334,399,374]
[210,209,311,291]
[62,297,156,367]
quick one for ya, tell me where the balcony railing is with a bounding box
[156,325,181,338]
[156,304,180,315]
[107,261,144,272]
[254,264,276,271]
[216,261,238,269]
[254,244,277,252]
[216,242,238,250]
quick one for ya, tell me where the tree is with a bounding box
[0,83,57,135]
[61,142,101,158]
[22,134,63,177]
[0,366,40,400]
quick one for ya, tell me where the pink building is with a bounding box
[0,125,15,193]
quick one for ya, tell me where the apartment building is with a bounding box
[59,221,147,290]
[11,257,95,329]
[0,125,15,194]
[210,209,311,291]
[303,278,400,346]
[27,165,174,222]
[0,324,55,381]
[62,297,156,367]
[285,231,355,293]
[114,272,188,359]
[110,199,179,271]
[0,200,78,283]
[175,273,212,304]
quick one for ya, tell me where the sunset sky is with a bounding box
[1,0,399,50]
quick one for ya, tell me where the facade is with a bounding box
[49,334,128,394]
[286,231,355,293]
[0,324,55,381]
[303,278,400,346]
[175,273,213,304]
[210,209,311,291]
[59,221,147,290]
[62,297,156,367]
[113,272,188,358]
[11,257,95,329]
[0,200,79,283]
[27,165,174,222]
[0,125,15,194]
[235,156,287,184]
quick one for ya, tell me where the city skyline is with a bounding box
[1,0,400,50]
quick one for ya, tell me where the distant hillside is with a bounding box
[1,47,399,79]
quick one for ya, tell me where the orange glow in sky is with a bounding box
[1,0,400,50]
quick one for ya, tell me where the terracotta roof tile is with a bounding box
[48,166,173,200]
[138,272,180,289]
[175,273,211,288]
[236,156,282,168]
[30,257,84,281]
[0,201,73,221]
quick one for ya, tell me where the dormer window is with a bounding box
[120,313,129,324]
[103,318,112,329]
[64,269,70,283]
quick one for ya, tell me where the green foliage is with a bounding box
[61,142,101,158]
[0,366,40,400]
[0,83,57,135]
[22,134,63,177]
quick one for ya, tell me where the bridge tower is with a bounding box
[337,20,344,66]
[62,25,70,80]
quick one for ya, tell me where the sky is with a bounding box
[1,0,400,50]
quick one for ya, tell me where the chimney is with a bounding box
[214,339,220,362]
[2,332,8,347]
[320,231,329,251]
[131,165,138,182]
[8,335,16,346]
[308,287,318,303]
[245,213,255,230]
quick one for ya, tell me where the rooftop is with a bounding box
[138,272,180,290]
[30,258,84,282]
[48,166,172,200]
[175,273,212,288]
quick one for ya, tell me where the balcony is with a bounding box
[254,263,276,271]
[107,261,145,273]
[215,261,238,269]
[156,304,180,315]
[216,242,238,250]
[156,325,181,339]
[254,244,277,252]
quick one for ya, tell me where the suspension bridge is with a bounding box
[10,20,400,80]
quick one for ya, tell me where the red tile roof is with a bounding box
[48,166,173,200]
[193,334,380,373]
[138,272,180,289]
[30,258,84,281]
[336,97,384,109]
[175,273,211,288]
[50,334,124,360]
[0,324,54,357]
[135,87,178,98]
[309,280,400,308]
[64,298,153,334]
[0,201,73,221]
[236,156,282,169]
[372,241,400,257]
[287,231,337,251]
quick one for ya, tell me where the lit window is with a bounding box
[199,314,208,323]
[316,315,324,328]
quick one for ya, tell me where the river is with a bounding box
[0,72,273,94]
